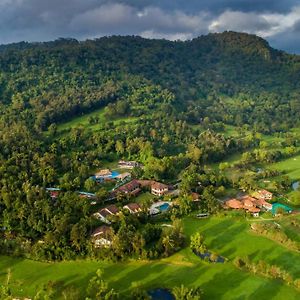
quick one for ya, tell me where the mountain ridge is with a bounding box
[0,31,299,132]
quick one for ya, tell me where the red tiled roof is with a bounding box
[226,199,243,209]
[99,209,111,218]
[105,204,119,215]
[124,202,142,213]
[243,199,254,208]
[151,182,168,190]
[191,192,200,201]
[118,179,140,193]
[258,189,272,196]
[92,225,112,237]
[248,207,261,213]
[50,191,59,198]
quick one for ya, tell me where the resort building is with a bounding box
[256,189,273,201]
[123,203,142,214]
[117,179,141,196]
[118,160,142,169]
[94,204,120,223]
[151,182,169,196]
[226,196,262,216]
[226,199,244,209]
[248,207,261,217]
[91,225,113,248]
[95,169,112,180]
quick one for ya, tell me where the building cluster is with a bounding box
[225,189,273,217]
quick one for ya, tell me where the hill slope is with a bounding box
[0,31,300,132]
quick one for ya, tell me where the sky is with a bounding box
[1,0,300,53]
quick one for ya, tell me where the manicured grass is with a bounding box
[1,215,300,299]
[134,192,154,204]
[269,154,300,181]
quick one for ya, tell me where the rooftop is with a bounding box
[152,182,169,190]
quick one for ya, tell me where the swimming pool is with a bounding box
[150,202,171,215]
[159,203,170,212]
[111,171,120,178]
[272,202,292,215]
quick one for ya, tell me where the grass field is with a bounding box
[268,154,300,181]
[1,215,300,299]
[56,107,139,132]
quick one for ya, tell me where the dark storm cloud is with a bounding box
[0,0,299,53]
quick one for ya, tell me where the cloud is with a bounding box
[209,11,272,34]
[69,4,210,38]
[0,0,299,53]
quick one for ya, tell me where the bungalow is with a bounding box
[118,160,142,169]
[226,199,244,209]
[94,204,120,223]
[191,192,200,202]
[256,189,273,201]
[95,169,112,180]
[117,179,141,196]
[248,207,261,217]
[123,202,142,214]
[91,225,113,248]
[151,182,169,196]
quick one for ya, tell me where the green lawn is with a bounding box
[1,215,300,299]
[134,192,154,205]
[56,107,139,132]
[268,154,300,181]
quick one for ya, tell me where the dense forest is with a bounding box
[1,31,300,131]
[0,31,300,261]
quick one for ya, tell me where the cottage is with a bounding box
[248,207,261,217]
[151,182,169,196]
[95,204,120,223]
[123,203,142,214]
[91,225,113,248]
[117,179,141,196]
[118,160,142,169]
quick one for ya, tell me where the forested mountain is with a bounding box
[1,31,300,263]
[0,31,300,132]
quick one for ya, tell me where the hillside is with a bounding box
[0,31,300,132]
